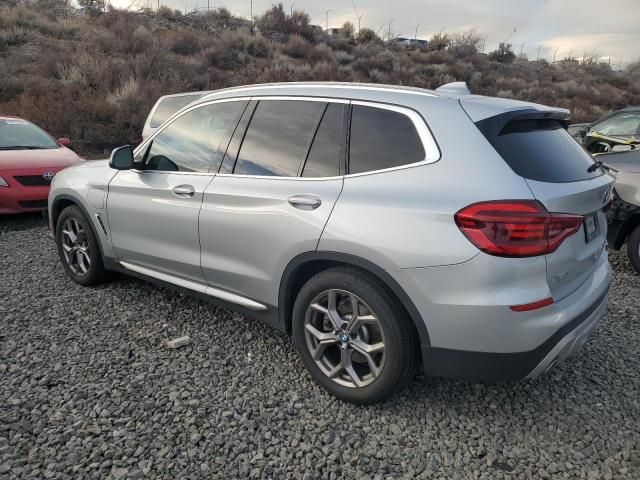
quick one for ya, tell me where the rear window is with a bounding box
[149,94,203,128]
[486,118,602,183]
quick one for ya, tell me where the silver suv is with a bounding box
[49,82,613,404]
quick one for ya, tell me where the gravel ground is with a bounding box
[1,214,639,480]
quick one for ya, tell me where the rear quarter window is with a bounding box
[483,118,602,183]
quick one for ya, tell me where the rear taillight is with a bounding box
[454,200,582,257]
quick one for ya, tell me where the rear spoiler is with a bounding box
[474,108,572,140]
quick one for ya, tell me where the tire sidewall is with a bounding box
[55,206,104,286]
[292,268,411,403]
[628,225,640,274]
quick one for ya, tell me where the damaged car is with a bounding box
[605,148,640,273]
[569,107,640,154]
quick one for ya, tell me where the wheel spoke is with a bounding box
[76,251,87,273]
[351,339,384,378]
[305,324,337,360]
[62,243,73,252]
[310,303,328,315]
[325,290,344,329]
[342,348,364,387]
[62,229,76,244]
[347,314,377,334]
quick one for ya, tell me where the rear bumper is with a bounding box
[420,285,609,381]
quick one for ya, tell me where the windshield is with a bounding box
[0,119,59,150]
[591,112,640,137]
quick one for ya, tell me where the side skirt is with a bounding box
[104,258,284,333]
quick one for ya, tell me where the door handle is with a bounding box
[172,185,195,197]
[287,195,321,210]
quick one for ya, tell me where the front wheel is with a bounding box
[627,225,640,274]
[55,205,112,286]
[292,267,417,404]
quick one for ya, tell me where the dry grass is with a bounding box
[0,2,638,157]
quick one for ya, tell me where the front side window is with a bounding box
[0,119,59,150]
[141,101,246,173]
[348,105,426,174]
[234,100,324,177]
[591,112,640,137]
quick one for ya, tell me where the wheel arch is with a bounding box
[51,194,108,261]
[278,251,430,347]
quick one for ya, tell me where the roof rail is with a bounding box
[435,82,471,96]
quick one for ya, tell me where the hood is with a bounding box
[0,147,83,170]
[603,149,640,174]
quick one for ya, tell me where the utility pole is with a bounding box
[250,0,253,23]
[414,23,420,41]
[387,19,393,41]
[553,48,558,63]
[519,42,526,57]
[536,45,542,61]
[351,0,363,33]
[326,9,330,32]
[290,3,294,16]
[481,38,486,53]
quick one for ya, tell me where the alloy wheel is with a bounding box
[304,289,386,388]
[61,217,91,275]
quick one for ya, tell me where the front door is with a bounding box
[107,99,248,282]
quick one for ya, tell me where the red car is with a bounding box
[0,116,83,214]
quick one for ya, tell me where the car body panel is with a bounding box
[199,175,343,306]
[106,170,215,283]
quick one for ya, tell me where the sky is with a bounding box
[116,0,640,66]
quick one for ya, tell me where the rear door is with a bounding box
[199,98,346,306]
[482,116,614,299]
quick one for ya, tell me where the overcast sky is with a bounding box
[117,0,639,66]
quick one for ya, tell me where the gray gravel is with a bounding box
[1,215,639,480]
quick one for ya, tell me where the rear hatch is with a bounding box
[471,106,613,300]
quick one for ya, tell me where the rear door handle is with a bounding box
[287,195,322,210]
[172,185,195,197]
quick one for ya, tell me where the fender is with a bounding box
[279,251,431,347]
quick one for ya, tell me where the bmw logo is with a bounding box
[339,332,349,343]
[43,171,55,181]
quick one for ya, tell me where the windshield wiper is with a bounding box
[587,159,607,173]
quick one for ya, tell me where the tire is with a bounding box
[627,225,640,275]
[55,205,112,286]
[292,266,417,404]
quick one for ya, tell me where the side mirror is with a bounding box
[109,145,135,170]
[58,137,71,147]
[611,144,633,153]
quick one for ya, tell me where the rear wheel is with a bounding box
[627,225,640,274]
[55,205,112,286]
[292,267,417,404]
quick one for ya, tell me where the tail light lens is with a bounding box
[455,200,582,257]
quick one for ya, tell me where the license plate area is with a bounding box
[584,212,600,243]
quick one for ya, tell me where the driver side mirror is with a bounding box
[109,145,135,170]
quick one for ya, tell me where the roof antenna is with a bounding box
[435,82,471,96]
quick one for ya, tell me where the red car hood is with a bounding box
[0,147,83,171]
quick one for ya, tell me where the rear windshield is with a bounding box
[149,94,203,128]
[0,119,58,150]
[484,118,602,183]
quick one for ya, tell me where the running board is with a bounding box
[118,261,267,311]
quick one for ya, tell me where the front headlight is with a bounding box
[0,175,8,187]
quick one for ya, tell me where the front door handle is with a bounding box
[172,185,195,197]
[288,194,321,210]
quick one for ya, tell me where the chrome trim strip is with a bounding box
[119,261,267,311]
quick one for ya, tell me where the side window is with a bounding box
[302,103,344,177]
[234,100,324,177]
[349,105,426,175]
[141,101,246,173]
[149,94,203,128]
